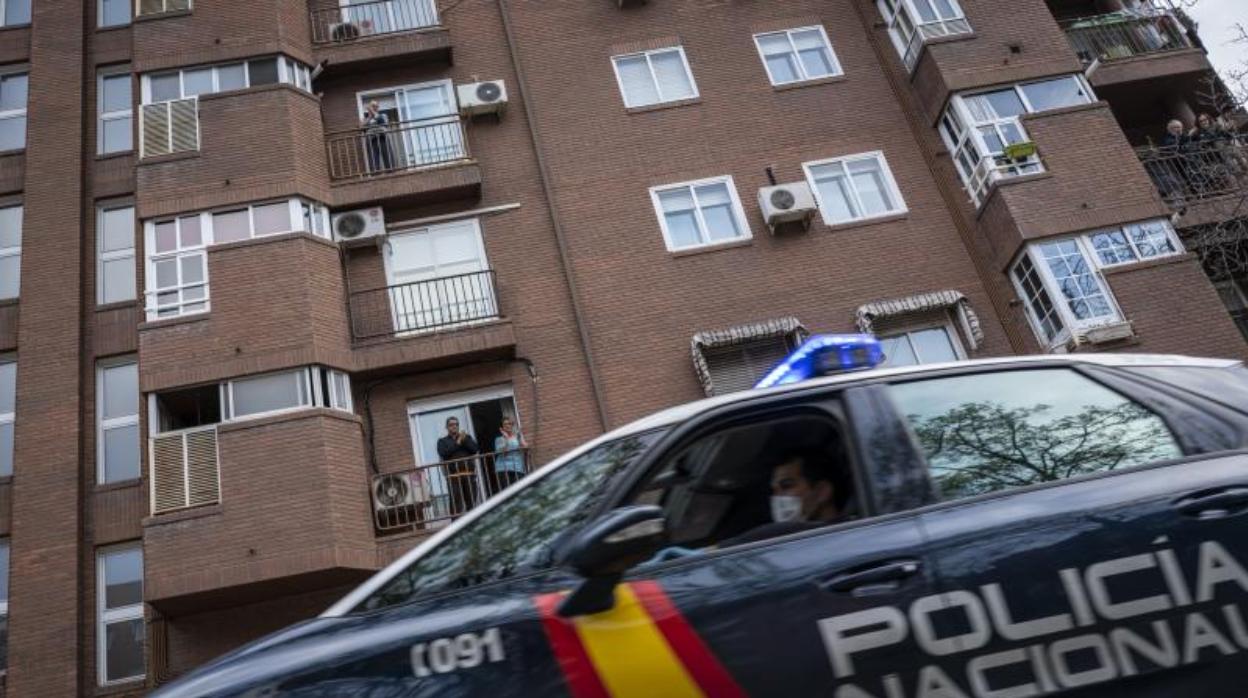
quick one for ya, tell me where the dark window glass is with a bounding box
[247,58,279,86]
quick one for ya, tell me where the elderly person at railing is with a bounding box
[492,416,528,493]
[361,100,394,174]
[1143,118,1194,206]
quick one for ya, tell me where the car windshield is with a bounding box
[358,429,666,612]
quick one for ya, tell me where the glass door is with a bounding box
[398,81,463,166]
[384,219,494,333]
[411,405,473,521]
[342,0,437,35]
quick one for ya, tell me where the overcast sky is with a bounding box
[1188,0,1247,78]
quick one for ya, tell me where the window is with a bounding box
[218,367,351,422]
[360,429,665,611]
[143,199,329,319]
[97,545,144,686]
[98,203,136,305]
[753,26,842,85]
[650,177,750,251]
[703,337,793,395]
[889,369,1183,500]
[99,0,130,27]
[141,55,313,103]
[0,358,12,478]
[0,73,27,152]
[803,152,907,225]
[98,360,140,484]
[878,326,963,367]
[98,70,133,154]
[611,47,698,108]
[878,0,971,70]
[1011,220,1182,347]
[136,0,190,17]
[0,205,19,300]
[0,0,29,26]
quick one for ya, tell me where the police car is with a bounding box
[155,337,1248,697]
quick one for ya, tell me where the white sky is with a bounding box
[1188,0,1248,79]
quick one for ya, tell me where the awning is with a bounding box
[855,290,984,350]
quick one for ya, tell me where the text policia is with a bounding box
[819,540,1248,698]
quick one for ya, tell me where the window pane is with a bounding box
[148,73,181,102]
[970,89,1025,120]
[4,0,30,25]
[1126,221,1177,258]
[663,210,701,248]
[217,64,246,92]
[890,370,1182,499]
[182,68,213,97]
[848,159,895,215]
[0,206,19,249]
[811,165,860,223]
[101,117,133,154]
[879,334,918,367]
[101,258,136,304]
[756,33,792,57]
[153,221,177,253]
[251,202,290,236]
[658,187,694,213]
[911,327,958,363]
[1088,230,1135,266]
[0,362,13,413]
[1038,241,1117,321]
[694,183,741,242]
[0,255,18,299]
[101,363,138,421]
[100,208,134,254]
[103,424,141,483]
[765,53,800,84]
[650,50,695,101]
[1021,77,1088,112]
[0,115,26,151]
[0,74,26,112]
[180,255,204,285]
[100,75,131,114]
[248,58,279,87]
[793,29,838,77]
[100,0,130,26]
[178,215,202,248]
[154,259,177,289]
[103,548,143,609]
[0,422,10,477]
[212,210,250,244]
[104,619,145,683]
[230,371,305,418]
[615,55,659,107]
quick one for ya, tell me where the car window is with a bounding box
[1126,365,1248,413]
[887,369,1183,500]
[358,429,664,612]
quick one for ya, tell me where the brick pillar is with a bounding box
[7,0,85,694]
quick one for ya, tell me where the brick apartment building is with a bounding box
[0,0,1244,693]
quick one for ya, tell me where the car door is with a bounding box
[576,388,943,697]
[883,363,1248,697]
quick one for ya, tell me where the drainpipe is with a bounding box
[496,0,611,431]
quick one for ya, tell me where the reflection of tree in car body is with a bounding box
[908,400,1179,498]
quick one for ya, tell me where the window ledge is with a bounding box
[772,74,847,92]
[818,211,909,234]
[626,97,702,115]
[1100,251,1195,276]
[1019,100,1108,123]
[94,23,132,33]
[138,311,210,332]
[211,230,337,254]
[133,8,192,23]
[137,150,199,166]
[668,237,754,258]
[0,148,25,157]
[976,171,1054,216]
[94,678,147,698]
[0,298,16,309]
[96,300,139,313]
[143,503,222,528]
[95,150,135,162]
[197,82,319,104]
[0,23,31,32]
[94,479,142,494]
[217,406,362,434]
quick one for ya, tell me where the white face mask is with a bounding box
[770,495,804,523]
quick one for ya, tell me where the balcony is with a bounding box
[1061,10,1210,88]
[327,116,481,208]
[310,0,451,75]
[898,17,973,73]
[1138,141,1248,227]
[372,449,533,533]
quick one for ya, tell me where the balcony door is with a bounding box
[383,219,495,334]
[358,80,463,169]
[341,0,437,35]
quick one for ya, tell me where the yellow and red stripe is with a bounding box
[535,581,747,698]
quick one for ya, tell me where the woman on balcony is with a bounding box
[492,417,528,493]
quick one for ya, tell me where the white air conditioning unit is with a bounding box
[373,473,419,517]
[457,80,508,117]
[332,207,386,243]
[1068,320,1135,350]
[758,182,817,235]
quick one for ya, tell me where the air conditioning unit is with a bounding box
[373,472,419,518]
[1068,320,1135,350]
[457,80,508,118]
[758,182,817,235]
[332,207,386,244]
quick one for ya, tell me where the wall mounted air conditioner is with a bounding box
[758,182,817,235]
[332,207,386,244]
[373,473,418,514]
[457,80,508,118]
[1068,320,1135,350]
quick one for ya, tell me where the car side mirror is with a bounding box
[557,505,667,617]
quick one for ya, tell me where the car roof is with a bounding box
[324,352,1237,617]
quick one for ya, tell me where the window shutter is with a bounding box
[141,103,170,158]
[703,337,791,395]
[169,98,199,153]
[185,427,220,507]
[149,427,219,514]
[150,433,184,513]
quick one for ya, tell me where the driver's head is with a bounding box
[768,453,838,524]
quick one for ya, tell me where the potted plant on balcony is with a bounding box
[1003,141,1038,161]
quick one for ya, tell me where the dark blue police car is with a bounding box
[154,337,1248,697]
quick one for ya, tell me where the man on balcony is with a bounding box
[362,100,394,174]
[437,417,480,516]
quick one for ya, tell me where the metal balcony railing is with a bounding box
[310,0,439,44]
[1137,142,1248,209]
[149,425,220,515]
[326,116,468,181]
[371,449,533,531]
[1061,11,1191,64]
[901,17,973,72]
[348,270,500,341]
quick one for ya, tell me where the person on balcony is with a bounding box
[492,417,529,493]
[437,417,480,515]
[1190,113,1243,190]
[362,100,394,174]
[1146,118,1193,206]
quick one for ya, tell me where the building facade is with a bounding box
[0,0,1243,693]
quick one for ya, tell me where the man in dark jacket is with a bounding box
[437,417,481,515]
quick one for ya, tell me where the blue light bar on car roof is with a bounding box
[754,334,884,389]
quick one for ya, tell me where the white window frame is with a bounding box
[97,359,140,485]
[221,368,312,422]
[1084,219,1184,269]
[610,46,700,109]
[878,0,971,71]
[802,151,908,226]
[752,26,843,86]
[0,71,28,153]
[0,204,19,301]
[406,384,517,466]
[98,0,131,27]
[328,369,354,412]
[879,322,967,366]
[140,55,312,104]
[648,175,752,252]
[135,0,192,17]
[0,0,30,27]
[98,68,134,155]
[144,214,209,320]
[0,358,12,479]
[96,544,144,687]
[97,202,136,305]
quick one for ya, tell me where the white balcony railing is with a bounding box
[902,17,973,71]
[149,425,220,515]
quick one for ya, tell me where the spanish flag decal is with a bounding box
[534,581,748,698]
